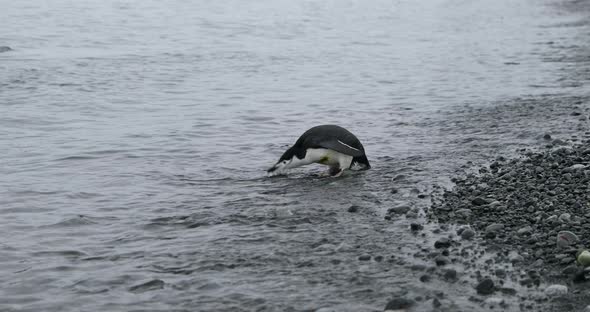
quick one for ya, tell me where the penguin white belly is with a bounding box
[304,148,353,169]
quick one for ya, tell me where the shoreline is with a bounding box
[422,121,590,310]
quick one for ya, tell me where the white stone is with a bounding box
[544,284,568,297]
[569,164,586,170]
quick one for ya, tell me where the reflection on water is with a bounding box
[1,0,589,311]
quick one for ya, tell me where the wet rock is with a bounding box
[358,254,371,261]
[444,268,457,281]
[475,278,495,295]
[388,205,411,215]
[419,274,431,282]
[559,213,571,223]
[461,228,475,240]
[517,226,532,236]
[485,223,504,234]
[434,237,452,249]
[410,264,427,271]
[546,215,558,223]
[543,133,552,140]
[562,265,579,275]
[435,255,449,266]
[573,267,590,283]
[472,197,489,206]
[410,223,423,231]
[508,252,524,263]
[498,287,516,296]
[347,205,360,213]
[392,174,407,181]
[384,297,415,310]
[566,164,586,171]
[432,298,441,308]
[544,284,568,297]
[455,208,472,218]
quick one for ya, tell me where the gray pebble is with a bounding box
[559,213,571,223]
[455,208,473,218]
[517,226,532,236]
[461,228,476,240]
[485,223,504,233]
[472,197,489,206]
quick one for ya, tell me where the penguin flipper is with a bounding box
[319,139,365,157]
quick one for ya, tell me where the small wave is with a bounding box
[54,155,97,161]
[32,250,88,258]
[66,192,101,199]
[44,215,98,227]
[128,279,165,293]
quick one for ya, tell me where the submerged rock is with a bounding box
[388,205,411,215]
[384,297,415,310]
[410,223,423,231]
[434,237,452,249]
[475,278,495,295]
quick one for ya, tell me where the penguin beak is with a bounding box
[267,160,289,174]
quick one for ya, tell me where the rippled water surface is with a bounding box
[1,0,589,311]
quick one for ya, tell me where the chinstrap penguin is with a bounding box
[267,125,371,177]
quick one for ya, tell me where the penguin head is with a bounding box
[267,146,305,174]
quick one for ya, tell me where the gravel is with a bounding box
[428,140,590,310]
[431,144,590,270]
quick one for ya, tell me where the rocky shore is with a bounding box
[420,141,590,311]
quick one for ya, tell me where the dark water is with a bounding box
[1,0,589,311]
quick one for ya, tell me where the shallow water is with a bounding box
[1,0,589,311]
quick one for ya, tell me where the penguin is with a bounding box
[267,125,371,177]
